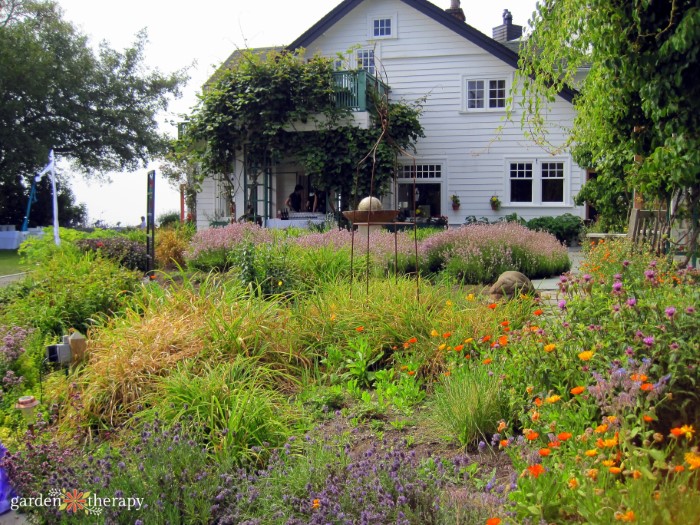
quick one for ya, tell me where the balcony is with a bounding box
[333,70,390,112]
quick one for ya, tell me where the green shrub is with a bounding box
[157,210,181,228]
[75,237,148,272]
[526,213,583,245]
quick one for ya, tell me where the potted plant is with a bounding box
[450,195,460,210]
[490,195,501,211]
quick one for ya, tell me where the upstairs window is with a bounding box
[465,78,507,111]
[373,18,391,37]
[357,49,375,75]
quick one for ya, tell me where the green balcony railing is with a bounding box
[332,70,390,112]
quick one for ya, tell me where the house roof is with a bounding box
[286,0,576,103]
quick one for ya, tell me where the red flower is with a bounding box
[527,464,545,478]
[355,326,364,332]
[488,303,498,309]
[533,309,543,316]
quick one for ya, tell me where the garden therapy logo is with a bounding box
[10,488,143,515]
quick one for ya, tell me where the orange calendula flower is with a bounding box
[488,303,498,309]
[548,440,561,448]
[533,309,543,316]
[443,371,451,377]
[533,398,543,407]
[498,335,508,346]
[595,424,608,433]
[685,451,700,470]
[500,320,510,327]
[407,370,416,376]
[544,343,556,353]
[529,326,540,332]
[673,465,685,472]
[545,395,561,404]
[642,415,654,423]
[531,411,541,422]
[482,358,492,365]
[568,477,579,489]
[527,464,545,478]
[438,343,447,351]
[539,448,551,457]
[525,431,539,441]
[407,337,418,344]
[557,432,573,441]
[453,344,464,352]
[585,468,598,480]
[640,383,654,391]
[631,470,642,479]
[464,337,474,344]
[584,449,598,457]
[442,331,452,339]
[355,326,364,332]
[570,386,586,395]
[526,386,534,394]
[466,293,475,301]
[670,424,695,439]
[499,439,509,448]
[609,467,622,475]
[481,335,492,343]
[630,373,647,382]
[312,499,320,509]
[602,460,615,467]
[486,518,501,525]
[578,350,594,361]
[431,329,439,337]
[497,420,507,432]
[614,510,635,522]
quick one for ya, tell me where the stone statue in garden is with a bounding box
[488,271,536,301]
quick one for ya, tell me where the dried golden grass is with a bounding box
[72,276,303,431]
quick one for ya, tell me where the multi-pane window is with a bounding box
[373,18,391,37]
[466,78,507,110]
[508,160,566,204]
[541,162,564,202]
[400,164,442,179]
[489,80,506,108]
[509,162,533,202]
[357,49,375,75]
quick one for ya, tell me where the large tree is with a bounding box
[0,0,187,225]
[516,0,700,257]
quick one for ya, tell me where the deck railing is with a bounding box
[332,70,390,112]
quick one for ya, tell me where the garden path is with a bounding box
[531,246,583,304]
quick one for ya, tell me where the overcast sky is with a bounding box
[56,0,537,226]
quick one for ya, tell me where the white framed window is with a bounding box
[356,49,375,75]
[368,14,397,39]
[464,77,507,111]
[506,158,568,205]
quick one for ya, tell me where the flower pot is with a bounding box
[451,204,460,211]
[490,203,500,211]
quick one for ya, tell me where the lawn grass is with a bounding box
[0,250,22,276]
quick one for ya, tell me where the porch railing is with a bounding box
[332,70,390,112]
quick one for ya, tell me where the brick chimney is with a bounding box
[492,9,522,42]
[445,0,466,23]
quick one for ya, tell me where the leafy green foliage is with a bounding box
[525,213,584,245]
[517,0,700,252]
[75,237,148,272]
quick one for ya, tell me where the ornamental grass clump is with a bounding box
[420,222,569,283]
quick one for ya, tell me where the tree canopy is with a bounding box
[0,0,187,225]
[177,49,423,211]
[516,0,700,254]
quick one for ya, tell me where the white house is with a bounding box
[194,0,587,229]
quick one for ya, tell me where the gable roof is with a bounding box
[286,0,576,103]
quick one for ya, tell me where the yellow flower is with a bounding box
[545,395,561,404]
[466,293,475,301]
[568,477,579,489]
[464,337,473,344]
[431,329,439,337]
[578,350,594,361]
[446,300,453,307]
[438,343,447,351]
[543,343,556,353]
[602,460,615,467]
[330,313,337,321]
[685,451,700,470]
[584,449,598,457]
[277,280,283,286]
[594,424,608,434]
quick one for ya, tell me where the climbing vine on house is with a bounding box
[177,48,423,210]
